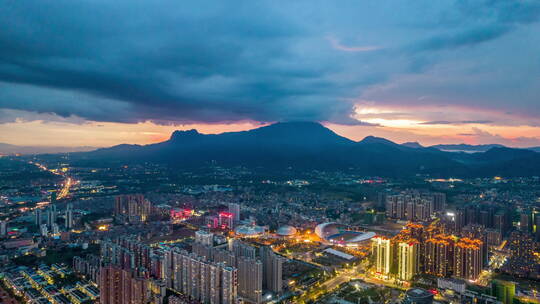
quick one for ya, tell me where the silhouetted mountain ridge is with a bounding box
[0,143,97,155]
[401,142,424,149]
[74,122,540,177]
[430,143,506,153]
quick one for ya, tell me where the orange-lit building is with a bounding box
[454,238,483,281]
[424,234,455,277]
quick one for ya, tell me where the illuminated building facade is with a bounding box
[371,236,392,275]
[170,208,194,222]
[491,280,515,304]
[206,215,219,229]
[385,191,445,221]
[454,238,483,280]
[167,247,238,304]
[99,265,150,304]
[219,212,234,229]
[114,194,151,223]
[424,234,454,277]
[397,241,419,281]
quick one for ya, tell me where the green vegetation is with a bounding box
[54,273,80,286]
[336,283,392,304]
[12,244,99,266]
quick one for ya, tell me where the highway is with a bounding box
[56,177,72,200]
[30,161,73,200]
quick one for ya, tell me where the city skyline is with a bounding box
[1,2,540,302]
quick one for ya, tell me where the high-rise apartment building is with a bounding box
[100,237,237,304]
[168,248,238,304]
[424,234,454,277]
[46,204,57,228]
[371,236,392,275]
[385,191,444,221]
[508,231,534,258]
[221,265,238,304]
[219,212,234,229]
[40,224,48,236]
[491,280,515,304]
[520,212,531,232]
[213,248,236,268]
[230,240,257,260]
[195,230,214,246]
[114,194,151,223]
[397,241,419,281]
[454,238,483,280]
[228,203,241,222]
[493,213,506,235]
[260,246,283,293]
[35,208,43,226]
[65,203,74,229]
[73,254,101,283]
[237,257,262,303]
[99,265,150,304]
[0,220,7,237]
[534,212,540,241]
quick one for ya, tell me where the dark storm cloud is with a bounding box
[411,25,510,52]
[0,1,353,124]
[405,0,540,53]
[420,121,454,125]
[0,0,539,125]
[460,120,493,124]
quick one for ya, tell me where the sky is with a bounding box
[1,0,540,147]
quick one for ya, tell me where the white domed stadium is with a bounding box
[315,222,375,246]
[234,225,265,237]
[276,225,297,237]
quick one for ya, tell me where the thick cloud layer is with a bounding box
[0,0,539,124]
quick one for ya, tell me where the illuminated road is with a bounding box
[56,177,72,200]
[477,248,508,286]
[293,265,367,303]
[292,261,410,304]
[323,267,360,290]
[30,161,73,200]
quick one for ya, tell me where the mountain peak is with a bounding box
[359,136,397,146]
[251,121,353,145]
[402,142,424,148]
[169,129,202,141]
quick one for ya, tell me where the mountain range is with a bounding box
[401,142,540,153]
[66,122,540,177]
[0,143,97,155]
